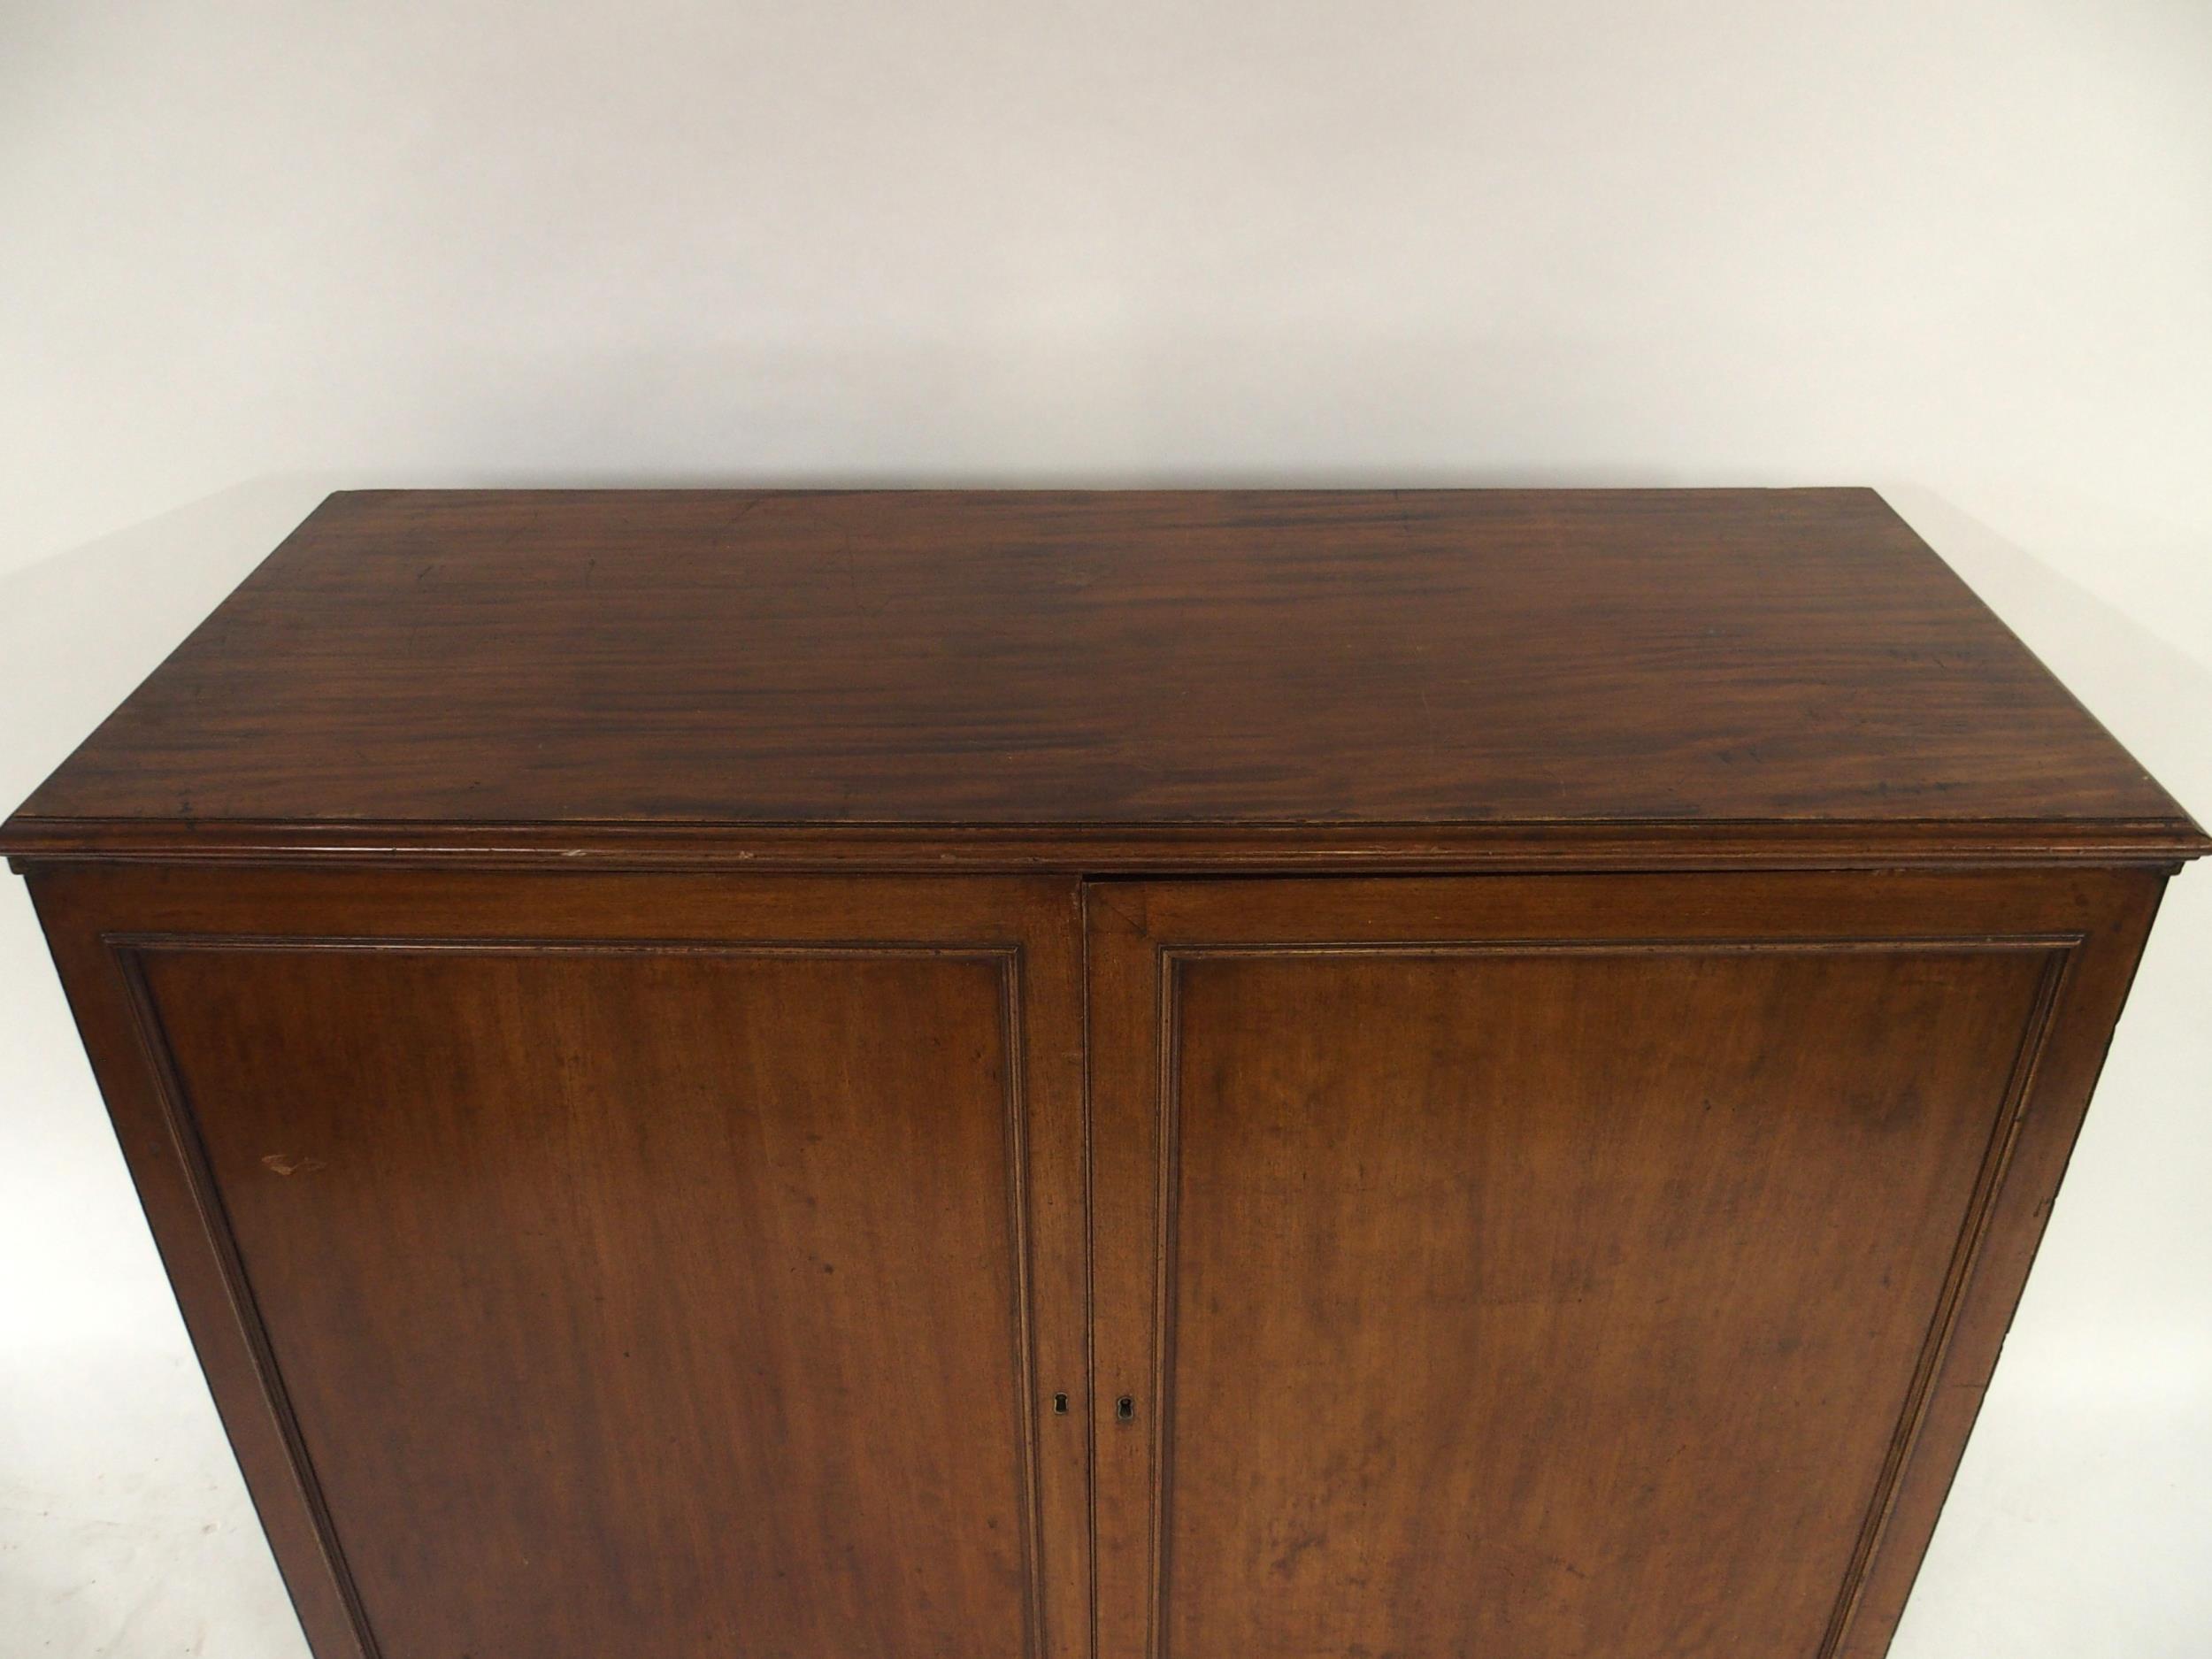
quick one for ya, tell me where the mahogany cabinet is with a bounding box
[6,489,2202,1659]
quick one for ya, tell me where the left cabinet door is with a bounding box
[27,867,1091,1659]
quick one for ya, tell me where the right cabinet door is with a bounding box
[1086,871,2162,1659]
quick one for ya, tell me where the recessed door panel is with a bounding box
[1088,878,2065,1659]
[131,930,1056,1659]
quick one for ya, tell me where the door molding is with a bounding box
[1086,871,2162,1659]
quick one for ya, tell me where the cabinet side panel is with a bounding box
[1832,873,2166,1656]
[26,874,373,1659]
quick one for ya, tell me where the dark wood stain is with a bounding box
[27,870,1092,1659]
[5,491,2200,1659]
[142,945,1033,1659]
[1085,870,2170,1659]
[3,489,2201,868]
[1179,945,2044,1656]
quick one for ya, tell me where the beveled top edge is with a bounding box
[4,812,2206,874]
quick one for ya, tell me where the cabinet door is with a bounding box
[32,869,1090,1659]
[1087,872,2161,1659]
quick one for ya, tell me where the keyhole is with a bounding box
[1116,1394,1135,1422]
[1052,1393,1070,1416]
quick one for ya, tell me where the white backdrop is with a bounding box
[4,3,2208,1654]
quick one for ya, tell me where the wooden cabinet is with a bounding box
[6,489,2202,1659]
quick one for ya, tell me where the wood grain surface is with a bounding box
[27,868,1093,1659]
[4,489,2200,868]
[7,489,2198,1659]
[1086,869,2167,1659]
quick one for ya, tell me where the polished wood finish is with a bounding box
[1086,871,2165,1659]
[5,491,2200,1659]
[147,948,1026,1658]
[2,489,2202,870]
[24,868,1090,1659]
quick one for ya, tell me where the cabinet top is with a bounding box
[4,488,2203,870]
